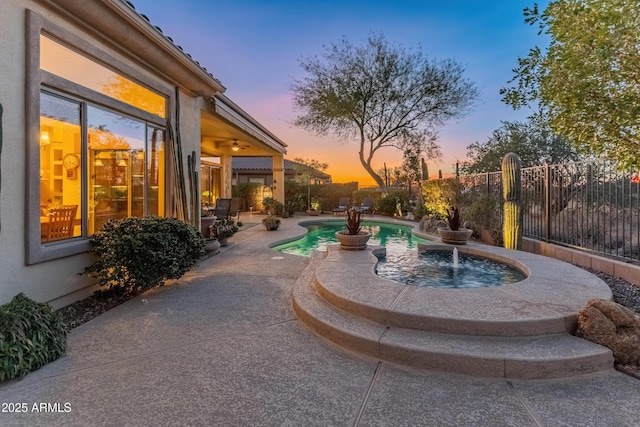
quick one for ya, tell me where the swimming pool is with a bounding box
[273,220,427,257]
[275,220,525,289]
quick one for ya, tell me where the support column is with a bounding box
[220,154,232,198]
[272,153,285,204]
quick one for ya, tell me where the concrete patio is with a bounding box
[0,215,638,426]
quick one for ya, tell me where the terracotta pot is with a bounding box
[437,227,473,245]
[218,236,229,246]
[306,210,320,216]
[335,230,371,250]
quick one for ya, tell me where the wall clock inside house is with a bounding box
[63,153,80,179]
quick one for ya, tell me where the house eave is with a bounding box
[39,0,226,96]
[213,95,287,154]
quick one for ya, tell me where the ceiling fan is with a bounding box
[217,138,250,151]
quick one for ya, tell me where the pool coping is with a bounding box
[313,241,613,336]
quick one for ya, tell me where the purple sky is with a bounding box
[130,0,547,184]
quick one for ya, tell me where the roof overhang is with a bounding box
[40,0,225,97]
[200,96,287,157]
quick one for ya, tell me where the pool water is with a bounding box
[376,250,526,289]
[274,220,525,288]
[273,221,426,257]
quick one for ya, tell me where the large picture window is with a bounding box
[29,15,169,263]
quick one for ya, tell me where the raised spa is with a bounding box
[376,247,526,289]
[275,220,526,289]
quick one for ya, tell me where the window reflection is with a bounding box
[88,106,145,234]
[39,92,82,243]
[40,35,166,118]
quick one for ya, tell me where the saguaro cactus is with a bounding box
[502,152,522,249]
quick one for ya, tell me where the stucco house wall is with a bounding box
[0,0,283,308]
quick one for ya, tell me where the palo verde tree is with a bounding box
[291,33,478,191]
[501,0,640,170]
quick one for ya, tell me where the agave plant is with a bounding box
[446,206,462,231]
[346,208,363,235]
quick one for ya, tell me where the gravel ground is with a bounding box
[584,268,640,316]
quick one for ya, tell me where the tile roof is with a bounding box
[232,157,331,179]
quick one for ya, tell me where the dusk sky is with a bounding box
[131,0,548,185]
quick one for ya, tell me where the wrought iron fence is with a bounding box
[460,160,640,264]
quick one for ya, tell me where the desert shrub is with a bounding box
[413,202,428,220]
[377,189,411,215]
[422,178,464,218]
[262,197,284,215]
[465,193,503,245]
[314,182,359,207]
[316,197,332,212]
[0,293,67,381]
[84,216,205,292]
[284,179,308,212]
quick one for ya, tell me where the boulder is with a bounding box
[419,216,447,232]
[576,298,640,365]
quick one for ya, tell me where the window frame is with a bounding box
[26,10,172,264]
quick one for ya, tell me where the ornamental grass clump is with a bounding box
[84,216,205,293]
[0,293,67,381]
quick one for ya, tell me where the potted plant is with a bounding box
[202,225,221,253]
[335,207,371,250]
[306,198,321,216]
[262,215,281,231]
[437,206,473,244]
[212,217,242,246]
[200,208,217,237]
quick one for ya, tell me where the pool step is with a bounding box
[292,247,614,379]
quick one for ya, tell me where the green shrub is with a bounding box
[314,182,358,207]
[413,202,428,220]
[316,197,332,212]
[262,197,284,215]
[377,189,411,215]
[84,216,205,292]
[465,193,503,245]
[233,182,262,211]
[422,178,464,218]
[0,293,67,381]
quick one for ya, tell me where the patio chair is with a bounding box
[332,197,350,216]
[46,205,78,242]
[230,197,243,219]
[358,197,374,215]
[213,198,232,219]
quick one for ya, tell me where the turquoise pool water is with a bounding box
[273,220,427,257]
[274,220,525,288]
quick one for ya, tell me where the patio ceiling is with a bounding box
[200,95,287,158]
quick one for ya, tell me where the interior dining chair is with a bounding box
[47,205,78,242]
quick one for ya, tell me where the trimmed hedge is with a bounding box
[0,293,67,381]
[84,216,205,292]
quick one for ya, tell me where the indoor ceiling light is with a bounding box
[232,139,240,151]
